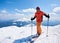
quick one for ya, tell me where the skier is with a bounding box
[31,6,50,37]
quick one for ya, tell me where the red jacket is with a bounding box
[35,11,47,23]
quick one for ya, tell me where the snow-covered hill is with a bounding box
[35,25,60,43]
[0,25,60,43]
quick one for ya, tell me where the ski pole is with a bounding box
[46,14,49,37]
[31,20,33,36]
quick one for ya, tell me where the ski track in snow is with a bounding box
[0,24,60,43]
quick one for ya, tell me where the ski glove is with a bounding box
[44,14,50,18]
[47,14,50,18]
[31,18,34,20]
[31,17,36,20]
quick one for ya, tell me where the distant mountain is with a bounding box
[42,21,60,26]
[0,21,34,28]
[0,21,13,28]
[0,20,60,28]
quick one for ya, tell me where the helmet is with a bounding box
[36,7,40,10]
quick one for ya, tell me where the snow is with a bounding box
[35,25,60,43]
[0,25,60,43]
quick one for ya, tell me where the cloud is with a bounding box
[13,8,35,22]
[49,7,60,21]
[15,9,21,12]
[14,18,30,22]
[22,8,36,13]
[0,10,25,21]
[0,8,34,22]
[53,7,60,13]
[0,7,60,22]
[0,10,7,13]
[15,8,35,13]
[0,14,22,21]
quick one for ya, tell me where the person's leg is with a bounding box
[36,22,42,35]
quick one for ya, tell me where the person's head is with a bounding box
[36,7,40,12]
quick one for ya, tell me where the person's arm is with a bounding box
[31,16,36,20]
[44,14,50,18]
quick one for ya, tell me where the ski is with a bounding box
[30,34,40,43]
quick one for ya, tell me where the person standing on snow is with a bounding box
[31,7,50,36]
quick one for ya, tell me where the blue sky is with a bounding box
[0,0,60,12]
[0,0,60,23]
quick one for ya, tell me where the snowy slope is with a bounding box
[0,25,60,43]
[35,25,60,43]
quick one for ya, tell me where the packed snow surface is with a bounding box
[0,24,60,43]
